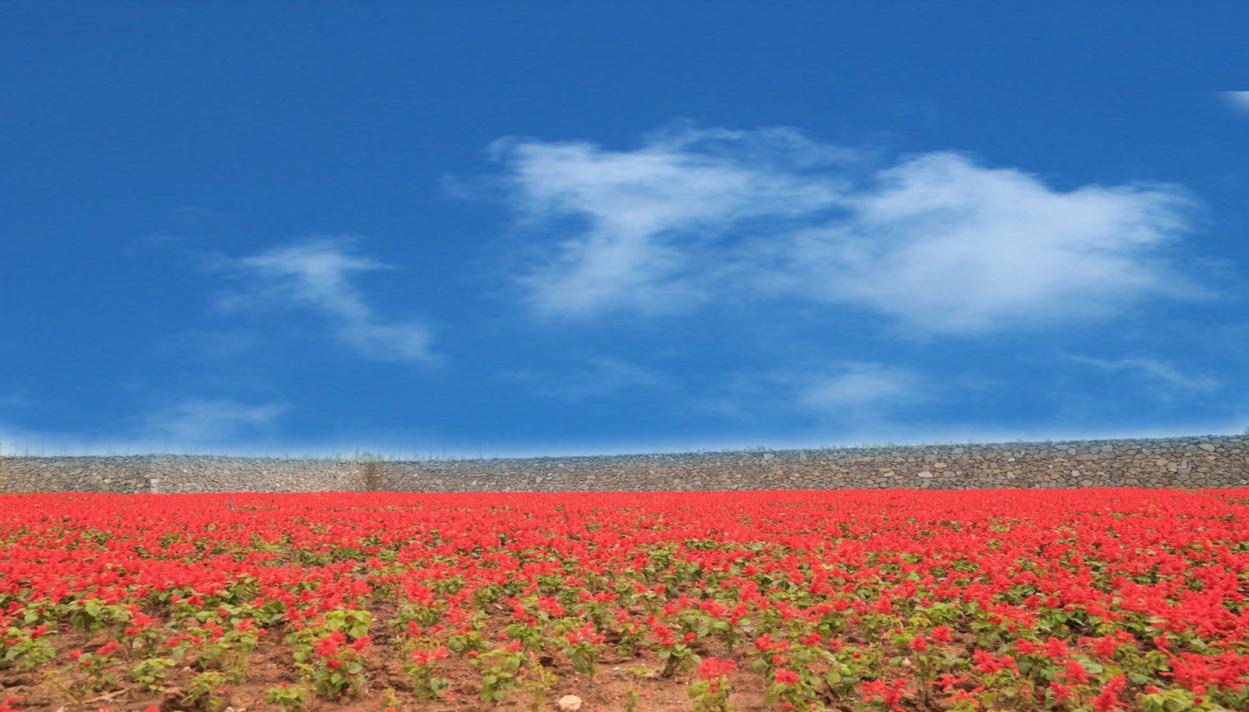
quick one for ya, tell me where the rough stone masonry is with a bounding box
[1,435,1247,493]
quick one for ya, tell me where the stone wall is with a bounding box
[1,435,1247,493]
[0,455,365,494]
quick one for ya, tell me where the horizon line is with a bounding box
[2,431,1243,462]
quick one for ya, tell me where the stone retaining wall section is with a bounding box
[1,435,1247,493]
[0,456,365,494]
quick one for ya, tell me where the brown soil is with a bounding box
[1,609,800,712]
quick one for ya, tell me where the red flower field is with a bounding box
[2,489,1247,711]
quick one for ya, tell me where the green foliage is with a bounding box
[264,683,311,711]
[0,627,55,671]
[322,608,372,639]
[131,656,178,691]
[472,646,526,704]
[404,647,451,699]
[688,678,732,712]
[524,659,557,712]
[182,671,228,711]
[659,641,699,678]
[65,598,127,633]
[448,629,489,655]
[286,608,372,700]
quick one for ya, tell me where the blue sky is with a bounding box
[3,2,1249,457]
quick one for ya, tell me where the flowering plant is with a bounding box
[1,489,1248,710]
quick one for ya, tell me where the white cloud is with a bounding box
[0,401,277,455]
[144,398,287,442]
[490,126,1199,334]
[491,125,850,317]
[1222,91,1249,112]
[783,152,1197,333]
[1066,354,1221,394]
[221,238,433,361]
[795,363,924,411]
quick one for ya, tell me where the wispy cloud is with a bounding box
[508,355,669,402]
[796,363,924,411]
[219,238,434,361]
[1222,91,1249,113]
[1065,354,1221,395]
[695,361,928,425]
[489,125,1200,334]
[490,125,851,317]
[143,398,287,442]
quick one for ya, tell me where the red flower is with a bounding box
[1062,659,1090,685]
[698,657,736,680]
[972,650,1016,674]
[1049,680,1073,702]
[774,668,801,685]
[1091,674,1127,711]
[862,678,908,711]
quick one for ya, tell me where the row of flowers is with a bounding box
[1,488,1248,710]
